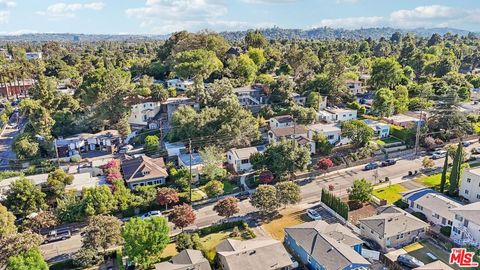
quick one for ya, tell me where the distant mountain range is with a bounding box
[0,27,476,43]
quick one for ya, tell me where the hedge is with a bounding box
[412,211,428,222]
[198,221,248,237]
[440,226,452,237]
[390,125,416,146]
[321,189,349,220]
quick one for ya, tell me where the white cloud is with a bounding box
[38,2,105,18]
[312,16,384,29]
[126,0,273,34]
[311,5,480,30]
[0,10,9,23]
[0,0,15,8]
[0,0,15,23]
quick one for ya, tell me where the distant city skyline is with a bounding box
[1,0,480,35]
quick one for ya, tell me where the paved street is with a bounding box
[0,112,24,170]
[41,141,480,262]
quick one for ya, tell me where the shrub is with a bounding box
[241,227,256,239]
[198,221,246,237]
[70,155,81,163]
[440,226,452,237]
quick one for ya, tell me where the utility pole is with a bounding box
[188,138,193,204]
[414,110,423,156]
[54,139,60,167]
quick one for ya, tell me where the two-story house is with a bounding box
[359,206,429,251]
[402,188,462,228]
[363,119,390,138]
[317,108,357,123]
[178,152,204,182]
[121,155,169,189]
[307,123,342,144]
[166,79,194,91]
[56,130,122,158]
[126,96,162,128]
[233,85,268,108]
[284,221,370,270]
[459,168,480,202]
[345,80,364,95]
[269,115,294,129]
[227,145,266,173]
[450,202,480,247]
[216,238,293,270]
[268,125,315,154]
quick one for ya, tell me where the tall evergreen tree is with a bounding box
[448,143,463,196]
[439,154,448,193]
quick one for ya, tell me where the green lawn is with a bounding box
[372,184,407,203]
[415,172,450,190]
[222,180,239,194]
[179,190,205,202]
[199,229,248,262]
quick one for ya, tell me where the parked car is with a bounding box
[462,141,472,147]
[364,162,378,171]
[431,150,447,159]
[235,191,250,201]
[43,229,71,244]
[380,159,396,167]
[306,209,322,220]
[119,144,134,153]
[362,238,382,251]
[140,210,162,220]
[397,254,424,268]
[473,147,480,154]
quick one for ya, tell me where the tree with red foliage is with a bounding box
[259,170,274,184]
[170,203,196,231]
[317,158,333,174]
[213,197,239,219]
[156,187,179,210]
[104,159,122,183]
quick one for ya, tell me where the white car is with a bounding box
[140,210,162,220]
[306,209,322,220]
[431,150,447,160]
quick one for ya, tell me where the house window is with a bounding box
[455,214,463,222]
[465,190,469,195]
[448,220,453,226]
[328,135,334,140]
[432,213,440,219]
[464,219,469,227]
[228,155,231,160]
[416,205,423,210]
[477,194,480,200]
[241,159,249,164]
[467,178,471,183]
[453,227,460,234]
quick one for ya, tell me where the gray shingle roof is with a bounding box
[154,249,211,270]
[121,155,168,183]
[216,238,293,270]
[285,221,369,270]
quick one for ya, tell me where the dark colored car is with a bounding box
[364,162,378,171]
[362,238,381,251]
[380,159,396,167]
[462,141,472,147]
[43,229,71,244]
[397,254,424,268]
[235,191,250,200]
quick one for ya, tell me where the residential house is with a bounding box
[459,168,480,202]
[164,142,186,158]
[317,108,357,123]
[291,93,306,106]
[402,188,462,228]
[120,155,168,189]
[345,80,364,95]
[126,96,162,128]
[359,206,429,251]
[227,145,266,173]
[154,249,211,270]
[25,52,42,60]
[268,125,315,154]
[226,47,244,56]
[384,113,425,128]
[166,79,194,91]
[307,123,342,144]
[363,119,390,138]
[0,79,34,98]
[269,115,294,129]
[414,260,454,270]
[0,48,12,61]
[178,152,204,182]
[284,221,370,270]
[162,97,200,123]
[233,85,268,108]
[55,130,122,158]
[0,172,105,200]
[216,238,293,270]
[450,202,480,247]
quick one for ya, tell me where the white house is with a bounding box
[317,108,357,123]
[307,123,342,144]
[126,96,162,127]
[363,119,390,138]
[178,153,204,182]
[459,168,480,202]
[164,142,186,158]
[450,202,480,247]
[345,80,364,95]
[268,125,315,154]
[269,115,294,129]
[25,52,42,60]
[402,188,462,228]
[233,85,268,107]
[291,93,306,106]
[166,79,194,91]
[227,145,266,173]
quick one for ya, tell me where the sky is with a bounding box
[1,0,480,35]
